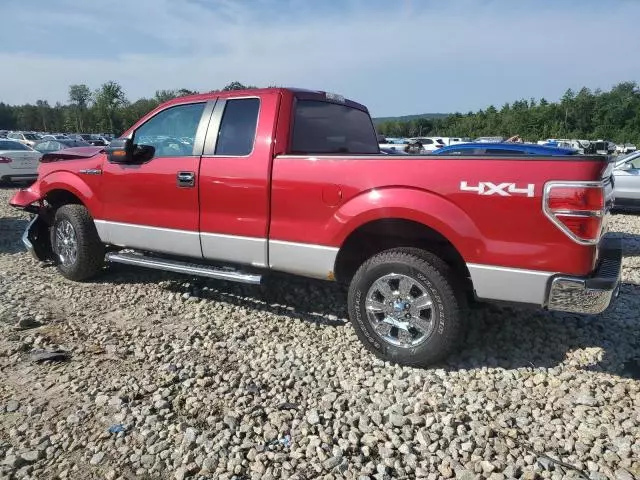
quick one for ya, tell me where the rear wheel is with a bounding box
[348,248,464,367]
[51,204,104,281]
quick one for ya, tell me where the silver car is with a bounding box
[613,151,640,212]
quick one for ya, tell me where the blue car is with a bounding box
[432,142,578,156]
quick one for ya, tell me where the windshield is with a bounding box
[23,133,39,140]
[0,140,30,150]
[616,151,640,166]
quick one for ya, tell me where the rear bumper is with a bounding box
[546,236,622,314]
[468,235,622,314]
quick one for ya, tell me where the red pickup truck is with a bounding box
[10,88,622,366]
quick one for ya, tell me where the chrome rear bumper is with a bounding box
[546,237,622,314]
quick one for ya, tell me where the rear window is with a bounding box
[0,140,30,150]
[290,100,379,154]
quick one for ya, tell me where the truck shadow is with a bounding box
[0,217,28,255]
[446,281,640,379]
[99,264,639,379]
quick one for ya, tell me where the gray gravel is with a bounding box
[0,186,639,480]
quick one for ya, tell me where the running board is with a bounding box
[105,251,262,285]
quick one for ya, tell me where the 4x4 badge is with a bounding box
[460,181,535,197]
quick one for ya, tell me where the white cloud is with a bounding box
[1,0,639,116]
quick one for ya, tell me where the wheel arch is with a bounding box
[38,172,101,217]
[334,218,470,284]
[44,189,85,210]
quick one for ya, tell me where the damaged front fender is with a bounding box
[10,186,43,214]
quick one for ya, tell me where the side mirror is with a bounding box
[106,138,134,163]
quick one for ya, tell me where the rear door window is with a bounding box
[215,98,260,156]
[291,100,379,154]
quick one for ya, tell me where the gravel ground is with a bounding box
[0,186,638,480]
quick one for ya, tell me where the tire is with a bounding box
[348,248,465,367]
[50,204,104,281]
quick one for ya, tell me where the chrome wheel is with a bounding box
[54,219,78,266]
[365,273,435,348]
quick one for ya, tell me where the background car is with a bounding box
[613,151,640,212]
[41,134,69,141]
[6,132,40,147]
[408,137,445,152]
[68,134,108,146]
[616,143,637,155]
[0,139,41,184]
[33,138,92,153]
[438,137,472,146]
[380,147,409,155]
[432,142,579,156]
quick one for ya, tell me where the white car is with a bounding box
[0,139,42,184]
[613,151,640,212]
[408,137,445,152]
[378,137,410,153]
[6,132,40,147]
[475,136,505,143]
[616,143,637,154]
[438,137,472,146]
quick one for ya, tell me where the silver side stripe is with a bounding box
[200,232,267,268]
[94,220,202,258]
[269,240,339,280]
[467,263,555,306]
[93,220,339,280]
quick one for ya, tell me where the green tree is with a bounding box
[35,100,50,131]
[94,81,127,134]
[221,81,256,91]
[68,84,92,132]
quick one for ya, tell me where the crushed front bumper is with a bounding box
[21,214,52,262]
[546,236,622,314]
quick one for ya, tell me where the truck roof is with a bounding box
[161,87,370,113]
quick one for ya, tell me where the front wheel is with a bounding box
[347,248,465,367]
[51,204,105,281]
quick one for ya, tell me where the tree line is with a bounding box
[1,80,639,144]
[376,82,640,145]
[0,81,255,135]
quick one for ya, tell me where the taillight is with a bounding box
[543,182,607,245]
[0,156,12,163]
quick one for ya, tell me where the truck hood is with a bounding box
[40,146,104,163]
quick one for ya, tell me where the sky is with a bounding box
[1,0,639,117]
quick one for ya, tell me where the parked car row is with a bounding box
[2,124,638,213]
[377,138,639,213]
[0,130,114,147]
[377,135,472,154]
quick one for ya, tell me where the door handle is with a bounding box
[177,171,195,188]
